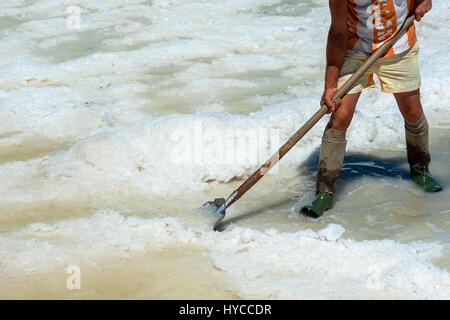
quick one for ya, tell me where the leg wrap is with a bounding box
[405,113,430,168]
[316,125,347,195]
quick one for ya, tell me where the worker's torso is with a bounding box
[347,0,416,57]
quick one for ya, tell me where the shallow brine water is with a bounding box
[0,0,449,299]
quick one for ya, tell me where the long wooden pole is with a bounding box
[222,14,416,211]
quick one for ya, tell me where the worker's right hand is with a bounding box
[321,87,342,114]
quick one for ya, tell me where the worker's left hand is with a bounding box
[414,0,432,22]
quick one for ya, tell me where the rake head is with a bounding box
[201,191,237,231]
[202,198,226,215]
[201,197,228,231]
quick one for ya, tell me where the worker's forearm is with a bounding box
[324,27,347,89]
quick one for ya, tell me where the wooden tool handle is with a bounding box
[226,13,416,209]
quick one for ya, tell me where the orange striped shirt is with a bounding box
[347,0,416,57]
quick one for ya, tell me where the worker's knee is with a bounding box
[330,111,352,131]
[403,107,423,122]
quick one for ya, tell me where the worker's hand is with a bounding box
[321,87,342,114]
[414,0,432,22]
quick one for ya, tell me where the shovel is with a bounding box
[203,13,416,231]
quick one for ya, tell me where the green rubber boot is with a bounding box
[300,192,334,218]
[410,166,442,192]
